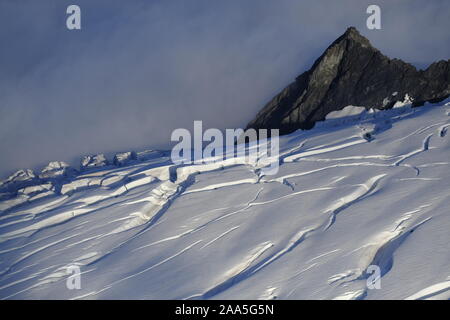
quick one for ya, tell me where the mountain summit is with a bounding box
[246,27,450,134]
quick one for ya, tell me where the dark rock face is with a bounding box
[246,27,450,134]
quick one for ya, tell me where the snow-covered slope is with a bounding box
[1,101,450,300]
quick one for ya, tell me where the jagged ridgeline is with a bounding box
[246,27,450,134]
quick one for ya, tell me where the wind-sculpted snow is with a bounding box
[0,102,450,299]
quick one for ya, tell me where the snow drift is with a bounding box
[0,100,450,300]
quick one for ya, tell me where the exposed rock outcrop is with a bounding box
[113,151,137,166]
[39,161,78,180]
[136,150,166,162]
[80,154,109,170]
[0,169,40,192]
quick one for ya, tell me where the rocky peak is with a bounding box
[246,27,450,134]
[343,26,370,43]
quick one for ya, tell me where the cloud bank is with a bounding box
[0,0,449,177]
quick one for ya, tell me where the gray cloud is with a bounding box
[0,0,449,177]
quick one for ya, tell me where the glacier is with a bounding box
[0,100,449,300]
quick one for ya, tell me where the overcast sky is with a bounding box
[0,0,449,177]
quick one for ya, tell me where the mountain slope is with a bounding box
[246,27,450,134]
[0,100,449,299]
